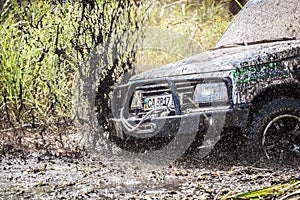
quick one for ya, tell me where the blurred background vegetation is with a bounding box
[0,0,247,151]
[135,0,242,71]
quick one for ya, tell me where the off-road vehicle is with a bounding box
[111,0,300,161]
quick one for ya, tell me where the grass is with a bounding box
[135,0,233,72]
[0,0,145,131]
[148,0,232,48]
[0,1,78,129]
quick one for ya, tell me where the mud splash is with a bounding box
[0,153,298,199]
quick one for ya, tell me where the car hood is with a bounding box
[216,0,300,48]
[130,40,300,81]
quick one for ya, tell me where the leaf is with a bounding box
[225,179,300,200]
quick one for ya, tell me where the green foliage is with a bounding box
[225,179,300,199]
[0,1,75,128]
[148,0,233,49]
[135,0,233,71]
[0,0,146,130]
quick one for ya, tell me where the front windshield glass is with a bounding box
[215,0,300,48]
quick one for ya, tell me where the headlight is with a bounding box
[193,82,228,104]
[130,90,143,110]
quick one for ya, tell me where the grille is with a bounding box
[132,80,202,115]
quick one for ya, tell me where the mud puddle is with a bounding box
[0,152,299,199]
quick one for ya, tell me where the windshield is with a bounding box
[215,0,300,48]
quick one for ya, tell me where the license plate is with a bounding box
[144,94,174,111]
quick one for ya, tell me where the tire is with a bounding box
[249,97,300,165]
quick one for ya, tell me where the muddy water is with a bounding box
[0,153,298,199]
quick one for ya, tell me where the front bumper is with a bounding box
[111,77,250,140]
[112,106,247,139]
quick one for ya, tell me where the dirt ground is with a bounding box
[0,128,299,199]
[0,150,299,200]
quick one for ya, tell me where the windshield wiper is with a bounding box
[213,37,297,50]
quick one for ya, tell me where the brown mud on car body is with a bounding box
[111,0,300,162]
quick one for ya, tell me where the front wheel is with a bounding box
[249,97,300,164]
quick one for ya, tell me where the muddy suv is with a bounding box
[111,0,300,160]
